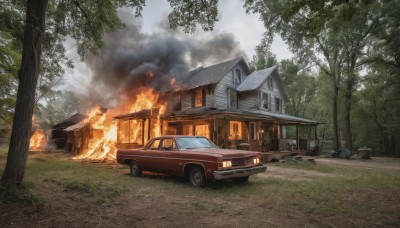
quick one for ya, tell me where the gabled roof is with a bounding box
[184,57,250,90]
[52,113,87,129]
[237,66,277,91]
[236,66,289,101]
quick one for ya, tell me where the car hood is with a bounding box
[181,148,261,158]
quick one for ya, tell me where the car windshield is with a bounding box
[176,137,216,150]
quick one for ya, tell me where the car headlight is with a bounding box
[222,160,232,168]
[253,158,260,164]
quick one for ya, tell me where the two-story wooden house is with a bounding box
[115,57,318,153]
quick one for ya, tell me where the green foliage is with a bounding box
[168,0,219,33]
[35,91,82,129]
[279,59,316,117]
[248,40,277,72]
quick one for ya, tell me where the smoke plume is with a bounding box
[83,10,246,111]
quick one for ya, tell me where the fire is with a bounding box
[73,87,167,161]
[128,88,166,137]
[73,107,118,161]
[29,129,47,151]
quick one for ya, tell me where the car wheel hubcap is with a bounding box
[193,171,201,184]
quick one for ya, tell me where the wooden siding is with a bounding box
[238,91,259,110]
[215,64,249,109]
[258,75,285,113]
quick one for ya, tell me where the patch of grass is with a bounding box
[0,182,46,212]
[274,160,349,173]
[59,180,127,203]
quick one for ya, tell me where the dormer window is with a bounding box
[234,68,242,84]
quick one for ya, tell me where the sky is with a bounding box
[63,0,292,96]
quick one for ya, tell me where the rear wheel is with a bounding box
[130,161,142,177]
[189,167,206,187]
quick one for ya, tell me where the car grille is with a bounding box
[232,157,254,167]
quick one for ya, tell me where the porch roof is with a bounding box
[163,108,317,125]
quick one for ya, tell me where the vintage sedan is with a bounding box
[116,136,266,187]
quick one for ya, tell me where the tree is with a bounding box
[245,0,392,152]
[248,41,278,72]
[0,0,146,188]
[279,59,316,117]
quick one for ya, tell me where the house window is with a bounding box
[195,89,202,107]
[192,88,205,108]
[262,93,269,109]
[275,97,281,112]
[228,89,238,109]
[268,78,274,90]
[249,122,257,140]
[183,125,193,136]
[229,121,243,140]
[234,68,242,84]
[195,125,209,138]
[174,96,182,111]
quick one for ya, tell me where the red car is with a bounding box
[116,136,266,187]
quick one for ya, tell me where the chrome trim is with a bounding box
[213,165,267,180]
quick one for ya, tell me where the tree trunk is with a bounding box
[332,82,340,150]
[344,79,353,152]
[1,0,48,187]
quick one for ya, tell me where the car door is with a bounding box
[159,138,182,176]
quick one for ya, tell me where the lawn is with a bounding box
[0,147,399,227]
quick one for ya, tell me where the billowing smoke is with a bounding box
[83,10,246,111]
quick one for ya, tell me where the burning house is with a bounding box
[115,57,318,154]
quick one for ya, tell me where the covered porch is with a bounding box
[163,108,318,159]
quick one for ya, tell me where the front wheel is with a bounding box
[189,167,206,187]
[130,161,142,177]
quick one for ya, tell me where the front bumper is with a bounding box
[213,165,267,180]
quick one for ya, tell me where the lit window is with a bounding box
[193,88,204,107]
[229,121,242,140]
[195,125,209,138]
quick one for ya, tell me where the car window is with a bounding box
[176,137,216,150]
[148,139,161,150]
[161,138,176,151]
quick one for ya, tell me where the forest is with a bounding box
[0,0,399,189]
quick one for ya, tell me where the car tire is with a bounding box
[233,176,249,183]
[130,161,142,177]
[189,167,206,187]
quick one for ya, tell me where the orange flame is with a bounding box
[29,129,47,151]
[74,87,167,161]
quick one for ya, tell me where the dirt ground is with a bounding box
[1,155,399,227]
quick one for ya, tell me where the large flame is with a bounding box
[29,129,47,151]
[74,87,166,161]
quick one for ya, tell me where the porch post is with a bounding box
[296,124,299,151]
